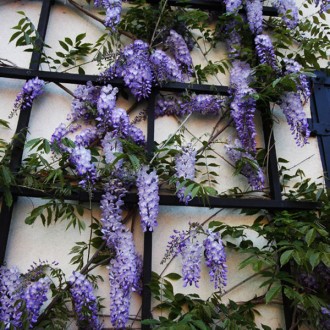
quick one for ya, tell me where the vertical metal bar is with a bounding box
[0,0,54,265]
[261,105,295,330]
[141,90,157,329]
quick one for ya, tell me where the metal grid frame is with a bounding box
[0,1,320,329]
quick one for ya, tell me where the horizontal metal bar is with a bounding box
[146,0,278,16]
[0,67,229,95]
[4,187,319,210]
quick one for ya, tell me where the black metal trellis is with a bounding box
[0,1,320,329]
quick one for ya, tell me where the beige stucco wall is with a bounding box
[0,0,327,328]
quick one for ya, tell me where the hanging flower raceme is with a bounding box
[180,229,203,287]
[223,0,242,13]
[314,0,330,13]
[69,271,101,329]
[75,127,98,147]
[24,277,51,326]
[246,0,263,35]
[71,81,100,122]
[175,143,197,204]
[100,181,142,329]
[119,40,153,101]
[12,77,45,116]
[273,0,299,29]
[278,92,310,146]
[94,0,122,31]
[229,60,257,154]
[136,166,160,232]
[108,230,142,329]
[225,139,265,191]
[155,94,223,117]
[149,49,184,84]
[255,34,279,72]
[70,145,98,188]
[203,230,227,292]
[225,21,242,59]
[0,266,24,328]
[283,58,311,102]
[166,30,194,78]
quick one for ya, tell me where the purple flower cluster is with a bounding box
[155,94,223,117]
[13,77,45,115]
[166,30,194,78]
[24,277,51,326]
[69,271,101,329]
[255,34,279,72]
[100,181,142,328]
[149,49,183,84]
[75,127,98,147]
[71,81,100,122]
[225,139,265,190]
[283,58,311,101]
[225,21,242,59]
[136,166,160,232]
[273,0,299,29]
[108,230,142,328]
[94,0,122,31]
[0,266,23,328]
[181,230,203,287]
[100,180,127,247]
[278,92,310,146]
[314,0,330,13]
[320,306,330,330]
[246,0,263,35]
[224,0,242,13]
[102,132,123,169]
[175,144,197,204]
[229,60,257,154]
[70,145,98,187]
[164,225,228,290]
[103,36,192,100]
[203,229,227,291]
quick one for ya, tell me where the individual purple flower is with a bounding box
[69,271,101,329]
[223,0,242,13]
[136,166,159,232]
[283,58,311,102]
[24,277,51,326]
[278,92,310,146]
[149,49,183,84]
[181,230,203,287]
[175,144,197,204]
[225,139,265,191]
[166,30,194,78]
[203,229,227,291]
[246,0,263,35]
[12,77,45,115]
[229,60,257,154]
[273,0,299,29]
[0,266,24,328]
[255,34,279,71]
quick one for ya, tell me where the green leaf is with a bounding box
[59,40,69,51]
[76,33,86,42]
[265,284,281,304]
[164,273,182,281]
[305,228,316,246]
[280,250,294,267]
